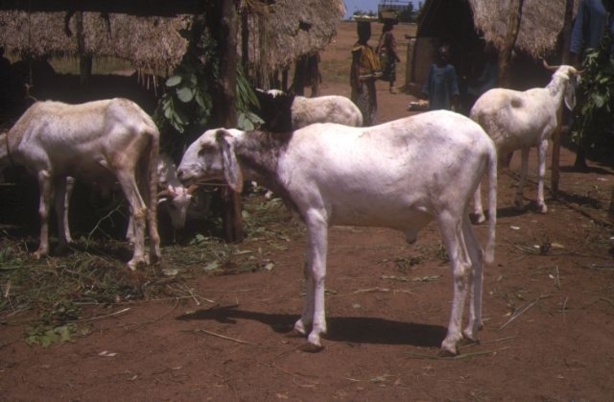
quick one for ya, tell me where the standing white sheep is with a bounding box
[255,89,363,131]
[471,63,581,223]
[0,98,161,270]
[177,110,497,355]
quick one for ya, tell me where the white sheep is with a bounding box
[470,63,581,223]
[177,110,497,355]
[255,89,363,131]
[0,98,161,270]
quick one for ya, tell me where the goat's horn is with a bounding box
[542,59,560,71]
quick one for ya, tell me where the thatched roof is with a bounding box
[419,0,576,59]
[259,0,346,67]
[469,0,575,58]
[0,12,189,72]
[0,0,345,74]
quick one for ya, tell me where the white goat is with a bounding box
[0,98,161,270]
[470,64,581,223]
[256,89,363,131]
[177,110,497,355]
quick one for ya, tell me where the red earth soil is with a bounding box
[2,22,614,401]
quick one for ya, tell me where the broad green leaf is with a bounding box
[166,75,182,87]
[176,86,195,103]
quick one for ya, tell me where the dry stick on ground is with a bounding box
[498,294,552,331]
[405,347,511,360]
[87,203,125,240]
[188,328,255,346]
[72,307,131,323]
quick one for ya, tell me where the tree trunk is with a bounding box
[207,0,244,243]
[498,0,524,89]
[552,0,575,195]
[75,12,92,89]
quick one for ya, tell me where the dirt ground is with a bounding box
[2,22,614,401]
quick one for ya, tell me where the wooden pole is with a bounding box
[218,0,244,243]
[551,0,574,196]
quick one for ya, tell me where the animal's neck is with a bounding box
[235,130,288,181]
[546,74,567,105]
[234,130,297,209]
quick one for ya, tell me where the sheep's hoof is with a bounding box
[460,335,480,347]
[470,213,486,225]
[537,204,548,214]
[127,257,148,271]
[33,249,47,260]
[287,328,307,338]
[440,336,461,356]
[438,346,459,357]
[300,342,324,353]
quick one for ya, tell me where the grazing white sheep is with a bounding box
[156,153,201,230]
[177,110,497,355]
[255,89,363,131]
[0,98,161,270]
[470,63,581,223]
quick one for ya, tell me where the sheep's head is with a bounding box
[543,61,582,110]
[177,128,244,193]
[254,88,295,132]
[157,185,194,229]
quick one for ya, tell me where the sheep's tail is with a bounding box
[484,144,497,264]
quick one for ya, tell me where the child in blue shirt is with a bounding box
[421,45,460,111]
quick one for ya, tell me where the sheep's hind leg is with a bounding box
[438,213,471,356]
[461,217,484,342]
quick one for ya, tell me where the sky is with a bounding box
[342,0,421,20]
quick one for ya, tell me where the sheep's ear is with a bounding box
[215,129,244,193]
[564,76,577,110]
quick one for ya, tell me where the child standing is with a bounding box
[421,45,460,111]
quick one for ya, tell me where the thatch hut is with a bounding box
[406,0,575,95]
[0,0,345,96]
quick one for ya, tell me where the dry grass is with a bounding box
[0,192,303,344]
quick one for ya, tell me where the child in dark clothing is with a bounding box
[421,45,460,111]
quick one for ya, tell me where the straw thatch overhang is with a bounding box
[418,0,576,60]
[0,11,190,72]
[0,0,206,17]
[0,0,345,76]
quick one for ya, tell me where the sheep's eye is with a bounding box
[198,144,215,157]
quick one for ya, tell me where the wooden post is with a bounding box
[551,0,574,196]
[209,0,244,243]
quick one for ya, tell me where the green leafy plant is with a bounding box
[572,32,614,156]
[155,24,262,136]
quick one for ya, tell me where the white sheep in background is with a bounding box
[470,63,581,223]
[255,89,363,131]
[177,110,497,355]
[0,98,161,270]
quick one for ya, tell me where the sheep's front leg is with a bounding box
[34,171,53,259]
[514,148,530,209]
[536,139,548,213]
[294,211,328,351]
